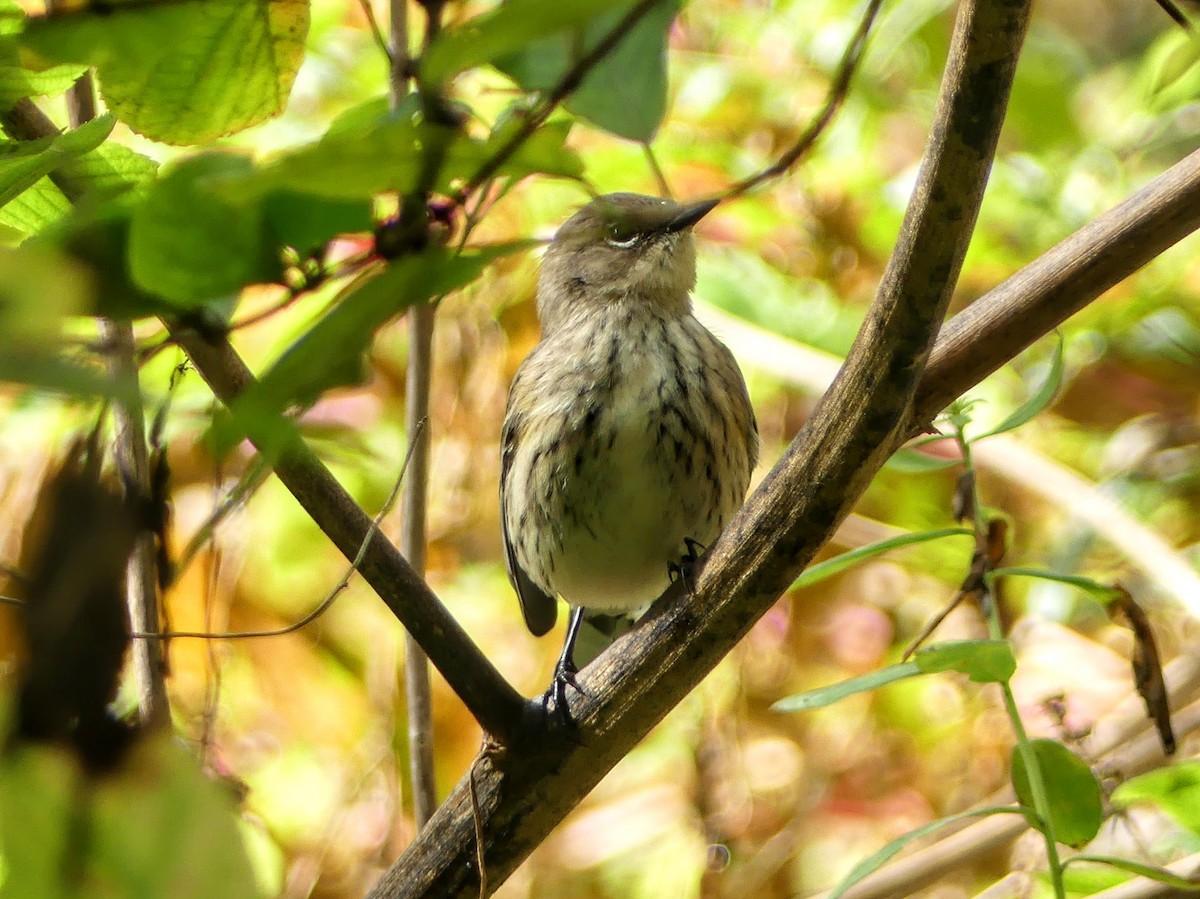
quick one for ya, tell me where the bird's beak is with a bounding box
[663,198,719,233]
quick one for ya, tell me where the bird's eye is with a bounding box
[604,222,641,249]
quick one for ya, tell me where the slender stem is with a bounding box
[393,0,439,830]
[959,430,1065,896]
[44,6,172,730]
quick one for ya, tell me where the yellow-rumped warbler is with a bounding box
[501,193,759,706]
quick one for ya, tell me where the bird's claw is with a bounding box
[541,660,588,733]
[668,538,707,595]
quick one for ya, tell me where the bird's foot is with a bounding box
[540,658,588,734]
[668,538,707,595]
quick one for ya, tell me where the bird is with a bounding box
[500,192,759,712]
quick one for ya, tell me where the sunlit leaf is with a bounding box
[1112,762,1200,835]
[422,0,631,84]
[991,567,1121,601]
[772,640,1012,712]
[913,639,1016,683]
[495,0,680,141]
[0,114,114,209]
[1065,855,1200,891]
[772,662,921,712]
[827,807,1032,899]
[792,527,972,588]
[884,446,961,473]
[21,0,309,144]
[129,152,280,306]
[973,335,1064,440]
[1011,739,1103,848]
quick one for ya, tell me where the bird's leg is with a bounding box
[544,605,588,726]
[668,538,707,595]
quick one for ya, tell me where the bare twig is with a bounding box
[726,0,884,199]
[393,0,441,831]
[456,0,667,199]
[133,419,425,641]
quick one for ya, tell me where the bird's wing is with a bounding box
[500,407,558,637]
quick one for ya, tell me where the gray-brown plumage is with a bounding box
[501,192,758,696]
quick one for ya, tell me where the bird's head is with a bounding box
[536,192,718,333]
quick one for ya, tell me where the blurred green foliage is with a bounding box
[0,0,1197,897]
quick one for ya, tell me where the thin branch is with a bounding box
[455,0,667,200]
[171,455,271,585]
[726,0,884,198]
[395,0,441,831]
[368,0,1034,894]
[133,420,423,641]
[357,0,394,64]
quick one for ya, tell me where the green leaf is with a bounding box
[0,42,88,106]
[56,142,158,199]
[34,193,178,320]
[973,335,1064,440]
[422,0,631,84]
[991,567,1121,601]
[495,0,680,141]
[1011,739,1103,848]
[772,639,1013,713]
[129,152,280,306]
[0,243,127,397]
[0,744,82,899]
[261,191,374,255]
[792,527,972,588]
[1112,761,1200,835]
[214,108,582,203]
[213,243,529,456]
[826,807,1032,899]
[913,639,1016,683]
[1065,854,1200,891]
[772,662,921,712]
[21,0,309,145]
[0,175,70,234]
[884,446,961,473]
[0,113,114,209]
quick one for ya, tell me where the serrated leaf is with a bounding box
[792,527,972,588]
[1112,761,1200,835]
[0,113,114,209]
[57,142,158,198]
[422,0,630,84]
[495,0,679,141]
[913,639,1016,683]
[827,807,1032,899]
[0,43,88,106]
[973,335,1064,440]
[1066,854,1200,891]
[21,0,309,145]
[1011,739,1103,848]
[129,152,279,306]
[0,175,70,234]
